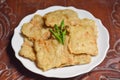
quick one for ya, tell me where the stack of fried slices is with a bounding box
[19,9,98,71]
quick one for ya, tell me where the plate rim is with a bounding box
[11,6,110,78]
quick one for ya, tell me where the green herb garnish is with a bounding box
[50,20,66,44]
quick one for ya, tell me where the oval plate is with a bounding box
[11,6,109,78]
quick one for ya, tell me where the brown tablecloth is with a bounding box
[0,0,120,80]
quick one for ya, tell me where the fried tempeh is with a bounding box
[68,18,98,56]
[21,15,50,41]
[35,36,91,71]
[19,10,98,71]
[44,9,80,27]
[19,38,36,61]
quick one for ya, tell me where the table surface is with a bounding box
[0,0,120,80]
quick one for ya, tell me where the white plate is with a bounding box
[11,6,109,78]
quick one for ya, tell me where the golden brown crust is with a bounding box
[43,9,80,27]
[19,38,36,61]
[68,19,98,56]
[19,10,98,71]
[35,36,91,71]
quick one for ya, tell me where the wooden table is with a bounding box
[0,0,120,80]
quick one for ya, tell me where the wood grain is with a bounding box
[0,0,120,80]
